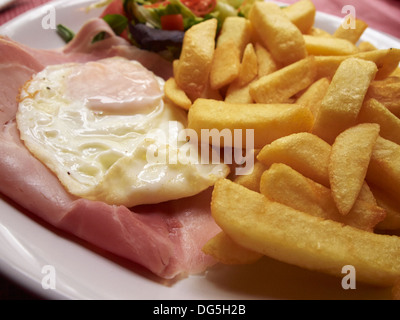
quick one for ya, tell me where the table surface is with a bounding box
[0,0,400,301]
[0,274,43,300]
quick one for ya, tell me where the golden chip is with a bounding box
[249,1,307,66]
[312,57,378,144]
[164,77,192,110]
[202,231,263,265]
[357,98,400,145]
[249,56,316,104]
[329,123,380,215]
[304,35,358,56]
[333,17,368,44]
[367,137,400,202]
[188,99,314,149]
[237,43,258,87]
[209,17,252,90]
[260,163,385,231]
[175,19,218,98]
[282,0,316,34]
[212,179,400,287]
[295,77,330,118]
[257,132,331,187]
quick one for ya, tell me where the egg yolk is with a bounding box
[65,58,163,114]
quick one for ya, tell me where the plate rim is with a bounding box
[0,0,399,301]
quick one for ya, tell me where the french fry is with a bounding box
[234,160,267,192]
[216,16,251,51]
[329,123,380,215]
[314,55,350,79]
[370,48,400,80]
[249,1,307,66]
[202,231,263,265]
[295,77,330,118]
[357,181,378,206]
[254,42,278,78]
[168,0,400,296]
[308,27,333,37]
[282,0,316,34]
[249,56,316,104]
[260,163,385,232]
[357,182,377,206]
[209,17,251,90]
[199,82,223,101]
[211,178,400,287]
[333,18,368,44]
[164,77,192,110]
[315,49,400,80]
[175,19,218,98]
[257,132,331,187]
[357,98,400,145]
[371,186,400,231]
[224,82,253,104]
[304,35,358,56]
[172,59,179,75]
[391,68,400,77]
[367,137,400,202]
[237,43,258,87]
[187,99,314,149]
[358,41,377,52]
[224,43,258,104]
[312,57,378,144]
[365,77,400,118]
[209,40,241,90]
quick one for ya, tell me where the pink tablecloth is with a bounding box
[1,0,400,39]
[0,0,51,24]
[0,0,399,302]
[280,0,400,39]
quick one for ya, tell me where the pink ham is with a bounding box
[0,23,220,279]
[60,189,220,278]
[0,39,44,125]
[1,18,172,79]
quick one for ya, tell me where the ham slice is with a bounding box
[0,18,173,79]
[0,39,44,125]
[0,21,220,279]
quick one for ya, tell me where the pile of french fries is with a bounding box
[164,0,400,295]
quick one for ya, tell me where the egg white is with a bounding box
[16,57,229,207]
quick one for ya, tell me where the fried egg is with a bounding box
[16,57,229,207]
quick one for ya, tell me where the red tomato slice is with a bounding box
[99,0,129,41]
[99,0,125,18]
[160,14,185,31]
[181,0,216,16]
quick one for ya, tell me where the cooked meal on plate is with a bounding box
[1,0,400,299]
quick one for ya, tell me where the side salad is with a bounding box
[57,0,259,59]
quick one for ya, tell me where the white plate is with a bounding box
[0,0,399,300]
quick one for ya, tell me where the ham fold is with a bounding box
[0,19,220,279]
